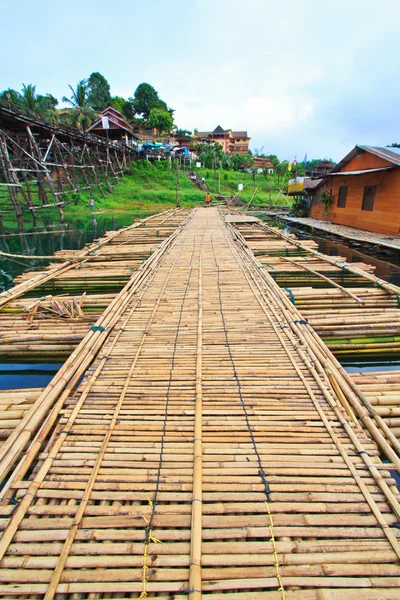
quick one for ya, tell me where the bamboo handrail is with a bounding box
[280,256,364,304]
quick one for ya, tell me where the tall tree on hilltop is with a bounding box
[87,72,112,111]
[61,81,95,130]
[129,83,173,120]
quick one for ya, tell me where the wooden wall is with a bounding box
[310,152,400,235]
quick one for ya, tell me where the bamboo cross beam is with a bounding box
[280,256,364,304]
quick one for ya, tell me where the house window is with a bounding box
[362,185,376,211]
[337,185,348,208]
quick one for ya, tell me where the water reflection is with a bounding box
[0,363,63,390]
[264,217,400,286]
[0,210,157,291]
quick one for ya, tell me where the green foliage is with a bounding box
[175,128,192,137]
[291,197,309,217]
[129,83,172,120]
[0,84,59,120]
[61,81,96,130]
[147,108,174,135]
[321,190,334,214]
[110,95,133,119]
[87,72,111,111]
[0,88,20,106]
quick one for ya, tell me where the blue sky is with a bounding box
[1,0,399,161]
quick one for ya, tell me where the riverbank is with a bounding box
[0,160,290,232]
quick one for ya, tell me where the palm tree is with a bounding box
[19,84,57,120]
[61,81,95,131]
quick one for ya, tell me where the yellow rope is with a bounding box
[139,496,163,598]
[265,501,286,599]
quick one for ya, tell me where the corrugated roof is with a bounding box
[331,145,400,173]
[324,167,393,176]
[359,145,400,166]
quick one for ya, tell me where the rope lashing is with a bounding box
[375,279,384,289]
[283,287,295,305]
[90,325,105,332]
[293,319,309,325]
[397,296,400,309]
[266,502,286,599]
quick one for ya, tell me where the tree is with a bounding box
[87,72,111,111]
[266,154,280,167]
[19,84,57,120]
[111,95,134,120]
[111,95,127,113]
[147,108,174,135]
[0,88,21,108]
[175,128,192,138]
[129,83,172,120]
[61,81,95,130]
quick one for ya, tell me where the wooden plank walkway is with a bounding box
[278,216,400,252]
[0,208,399,598]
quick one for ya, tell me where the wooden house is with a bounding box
[253,157,274,171]
[310,145,400,235]
[86,107,139,148]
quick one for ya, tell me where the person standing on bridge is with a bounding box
[205,192,211,208]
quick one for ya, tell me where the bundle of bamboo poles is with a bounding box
[227,219,400,467]
[0,209,193,486]
[0,389,43,444]
[351,370,400,438]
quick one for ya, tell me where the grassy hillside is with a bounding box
[0,160,291,229]
[195,166,289,206]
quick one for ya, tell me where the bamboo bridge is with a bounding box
[0,207,399,598]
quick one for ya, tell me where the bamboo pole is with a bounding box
[189,255,203,600]
[280,257,364,304]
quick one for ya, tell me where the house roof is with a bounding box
[231,131,248,139]
[331,145,400,173]
[213,125,226,134]
[86,107,137,138]
[326,167,394,177]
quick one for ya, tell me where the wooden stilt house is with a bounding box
[86,107,139,149]
[310,145,400,235]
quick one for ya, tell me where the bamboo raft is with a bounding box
[0,208,399,598]
[232,220,400,357]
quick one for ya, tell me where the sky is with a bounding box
[1,0,400,161]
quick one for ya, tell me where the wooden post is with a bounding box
[175,161,180,208]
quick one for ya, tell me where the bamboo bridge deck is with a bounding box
[0,208,399,598]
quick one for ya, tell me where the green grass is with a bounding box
[194,167,290,206]
[0,160,292,231]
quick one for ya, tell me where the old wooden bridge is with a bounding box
[0,207,399,598]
